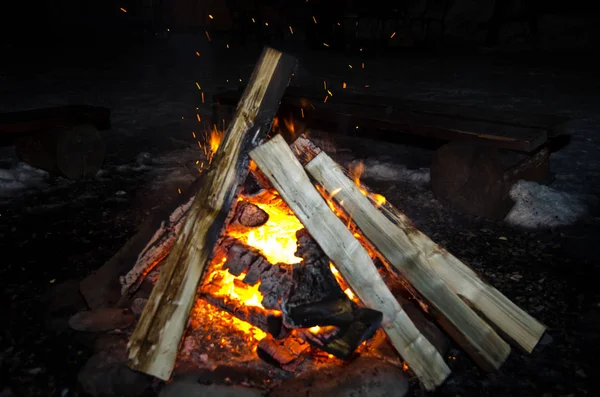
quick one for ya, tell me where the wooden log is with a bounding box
[305,149,511,370]
[250,134,450,390]
[230,200,269,228]
[127,48,296,380]
[15,124,106,180]
[295,135,545,353]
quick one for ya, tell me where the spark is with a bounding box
[265,22,269,26]
[120,7,127,13]
[201,92,205,103]
[323,42,329,47]
[364,84,370,88]
[324,95,329,103]
[192,132,196,138]
[362,62,364,69]
[323,80,327,89]
[196,114,201,122]
[327,89,333,96]
[343,82,347,89]
[301,108,304,118]
[390,32,396,39]
[226,43,229,48]
[209,14,214,19]
[289,26,294,34]
[196,82,201,90]
[195,51,200,56]
[312,16,317,24]
[348,64,353,69]
[205,30,211,41]
[252,17,255,23]
[177,188,182,194]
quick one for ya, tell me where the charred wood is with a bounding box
[200,293,273,334]
[231,200,269,228]
[256,333,311,372]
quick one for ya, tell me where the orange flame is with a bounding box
[229,196,304,264]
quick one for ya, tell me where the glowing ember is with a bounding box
[207,259,264,308]
[191,298,266,342]
[229,196,304,264]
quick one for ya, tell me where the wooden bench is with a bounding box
[214,87,567,153]
[214,88,569,219]
[0,105,111,180]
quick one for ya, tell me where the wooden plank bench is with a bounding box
[213,88,569,219]
[214,88,568,153]
[0,105,111,180]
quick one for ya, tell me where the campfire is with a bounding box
[73,47,547,394]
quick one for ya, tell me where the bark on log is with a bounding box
[250,134,450,390]
[127,48,296,380]
[15,124,106,180]
[296,135,545,354]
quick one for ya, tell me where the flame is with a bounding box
[229,196,304,264]
[206,259,264,308]
[348,161,386,207]
[329,263,359,302]
[199,125,224,165]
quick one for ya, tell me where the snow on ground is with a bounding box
[0,162,50,199]
[345,156,597,229]
[506,180,598,228]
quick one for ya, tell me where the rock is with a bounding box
[44,279,88,333]
[78,347,152,397]
[130,298,148,316]
[93,333,128,353]
[159,382,265,397]
[267,356,410,397]
[69,308,135,332]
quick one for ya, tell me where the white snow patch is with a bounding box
[349,158,430,185]
[505,180,597,228]
[0,163,50,198]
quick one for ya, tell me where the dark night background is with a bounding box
[1,1,599,396]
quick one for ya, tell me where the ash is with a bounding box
[1,33,598,397]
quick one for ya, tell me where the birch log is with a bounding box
[127,48,296,380]
[250,134,450,390]
[294,137,545,354]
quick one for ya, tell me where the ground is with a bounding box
[0,34,599,396]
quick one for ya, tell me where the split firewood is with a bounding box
[300,138,510,370]
[127,47,296,381]
[294,135,545,354]
[250,134,450,390]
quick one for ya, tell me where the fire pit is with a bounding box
[69,47,546,397]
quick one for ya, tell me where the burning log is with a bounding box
[256,333,311,371]
[200,293,273,333]
[231,200,269,228]
[297,135,545,357]
[304,147,510,371]
[294,137,546,353]
[127,47,297,381]
[249,135,450,390]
